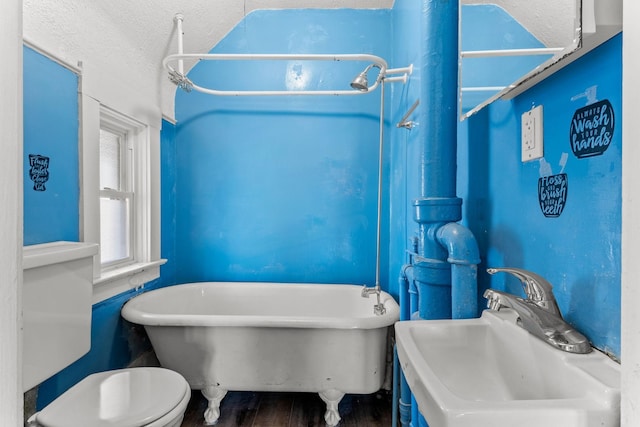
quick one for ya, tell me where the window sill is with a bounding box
[92,259,167,303]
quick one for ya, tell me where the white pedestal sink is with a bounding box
[395,309,620,427]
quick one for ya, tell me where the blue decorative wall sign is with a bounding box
[538,173,568,218]
[28,154,50,191]
[569,99,614,158]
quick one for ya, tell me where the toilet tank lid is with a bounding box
[23,241,98,270]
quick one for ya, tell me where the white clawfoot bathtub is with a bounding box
[121,282,399,426]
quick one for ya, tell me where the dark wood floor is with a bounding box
[181,390,394,427]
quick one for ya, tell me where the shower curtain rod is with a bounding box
[165,14,412,96]
[460,47,565,58]
[163,53,414,96]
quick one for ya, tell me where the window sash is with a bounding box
[99,190,134,268]
[99,128,124,191]
[99,120,135,270]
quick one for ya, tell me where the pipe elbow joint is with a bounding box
[436,222,480,265]
[399,263,414,282]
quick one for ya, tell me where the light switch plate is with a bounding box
[521,105,543,162]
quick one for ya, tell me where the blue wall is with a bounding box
[23,46,79,244]
[174,9,392,290]
[459,35,622,357]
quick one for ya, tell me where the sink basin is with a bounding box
[395,309,620,427]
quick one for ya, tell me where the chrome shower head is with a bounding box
[350,72,369,91]
[350,64,379,92]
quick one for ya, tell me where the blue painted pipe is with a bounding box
[397,265,413,427]
[410,1,464,426]
[412,199,463,320]
[436,222,481,319]
[418,0,459,200]
[412,0,480,321]
[409,271,419,320]
[392,344,399,427]
[414,0,461,255]
[390,1,475,425]
[407,265,420,427]
[399,264,414,322]
[411,394,419,427]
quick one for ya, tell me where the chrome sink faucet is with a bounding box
[485,267,592,354]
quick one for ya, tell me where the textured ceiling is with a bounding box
[22,0,576,120]
[91,0,574,78]
[462,0,578,47]
[23,0,394,119]
[92,0,395,76]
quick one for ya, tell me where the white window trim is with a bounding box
[81,93,165,303]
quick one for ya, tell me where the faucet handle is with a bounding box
[487,267,561,316]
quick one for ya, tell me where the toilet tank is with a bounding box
[22,241,98,391]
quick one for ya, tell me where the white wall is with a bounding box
[0,0,23,424]
[622,1,639,424]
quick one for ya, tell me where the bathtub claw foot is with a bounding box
[319,389,345,427]
[202,386,228,425]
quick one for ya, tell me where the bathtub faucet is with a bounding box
[362,285,387,315]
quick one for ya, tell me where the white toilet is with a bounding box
[23,242,191,427]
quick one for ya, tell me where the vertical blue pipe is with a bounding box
[395,2,474,425]
[409,276,419,320]
[450,263,479,318]
[398,266,413,427]
[408,266,420,427]
[393,266,418,427]
[411,2,461,426]
[419,0,459,200]
[412,0,462,326]
[399,264,413,322]
[392,344,399,427]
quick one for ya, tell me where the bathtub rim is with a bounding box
[121,281,400,330]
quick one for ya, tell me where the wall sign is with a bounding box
[569,99,614,158]
[538,173,568,218]
[28,154,50,191]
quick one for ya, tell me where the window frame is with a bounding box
[81,94,165,303]
[99,113,137,269]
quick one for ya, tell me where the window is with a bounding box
[99,124,133,268]
[81,95,164,302]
